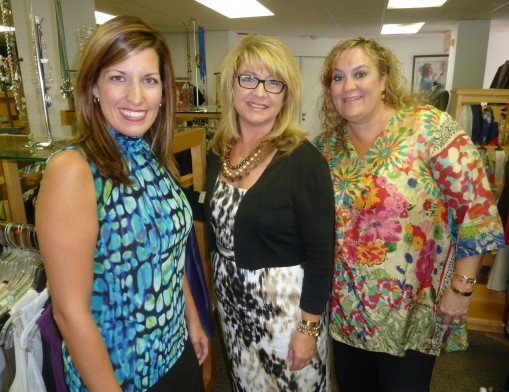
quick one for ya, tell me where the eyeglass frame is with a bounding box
[235,73,287,94]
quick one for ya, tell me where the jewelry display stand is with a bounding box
[183,18,207,113]
[31,15,55,149]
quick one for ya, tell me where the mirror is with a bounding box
[0,0,28,134]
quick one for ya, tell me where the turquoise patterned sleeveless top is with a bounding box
[54,129,192,391]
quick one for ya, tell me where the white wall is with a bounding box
[484,30,509,88]
[282,35,446,90]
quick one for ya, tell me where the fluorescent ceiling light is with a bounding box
[0,26,14,32]
[381,23,425,34]
[195,0,274,18]
[387,0,447,9]
[95,11,116,25]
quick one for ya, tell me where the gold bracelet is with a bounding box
[297,320,320,338]
[299,319,320,328]
[450,285,473,297]
[453,273,477,285]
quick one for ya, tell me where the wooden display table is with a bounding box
[0,134,58,222]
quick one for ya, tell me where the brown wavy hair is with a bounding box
[319,37,425,134]
[72,15,178,184]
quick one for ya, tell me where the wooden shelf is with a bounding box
[467,284,506,334]
[448,88,509,119]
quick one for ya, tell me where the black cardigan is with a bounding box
[186,140,335,315]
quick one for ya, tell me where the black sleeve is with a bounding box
[294,143,335,315]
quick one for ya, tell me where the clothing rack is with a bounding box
[0,221,38,251]
[0,221,56,392]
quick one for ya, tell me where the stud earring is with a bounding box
[93,96,100,103]
[381,91,386,101]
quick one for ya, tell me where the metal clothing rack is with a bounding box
[0,220,38,250]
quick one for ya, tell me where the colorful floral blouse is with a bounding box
[314,106,505,356]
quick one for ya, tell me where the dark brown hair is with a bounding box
[73,15,178,183]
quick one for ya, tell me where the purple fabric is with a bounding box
[36,304,68,392]
[185,228,214,339]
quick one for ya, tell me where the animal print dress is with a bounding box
[210,178,331,392]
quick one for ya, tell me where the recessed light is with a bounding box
[387,0,447,9]
[381,23,425,34]
[95,11,116,25]
[195,0,274,18]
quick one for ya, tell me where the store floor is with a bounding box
[210,313,509,392]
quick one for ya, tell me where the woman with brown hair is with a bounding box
[36,16,207,391]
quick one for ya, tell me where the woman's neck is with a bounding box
[346,105,396,158]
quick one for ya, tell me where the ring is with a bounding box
[453,319,461,325]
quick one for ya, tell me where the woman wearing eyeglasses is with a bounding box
[186,35,334,391]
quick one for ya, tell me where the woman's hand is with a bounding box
[286,330,317,371]
[437,287,471,326]
[437,254,483,326]
[187,319,209,365]
[183,272,209,365]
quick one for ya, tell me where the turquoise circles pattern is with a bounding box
[61,129,192,391]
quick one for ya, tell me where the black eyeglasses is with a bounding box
[235,74,286,94]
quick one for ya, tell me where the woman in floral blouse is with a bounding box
[314,37,505,392]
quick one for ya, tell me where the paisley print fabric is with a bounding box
[52,128,192,391]
[211,178,330,392]
[314,106,505,356]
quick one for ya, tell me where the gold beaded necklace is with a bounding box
[221,141,273,181]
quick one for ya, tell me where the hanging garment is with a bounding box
[185,228,214,339]
[36,304,66,392]
[9,288,48,392]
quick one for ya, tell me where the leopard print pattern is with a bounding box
[210,178,331,392]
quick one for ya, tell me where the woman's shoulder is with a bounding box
[289,139,324,159]
[283,140,329,174]
[44,147,91,181]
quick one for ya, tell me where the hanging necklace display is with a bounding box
[184,18,207,113]
[182,19,193,108]
[53,0,73,99]
[0,0,28,132]
[29,14,55,149]
[198,25,207,91]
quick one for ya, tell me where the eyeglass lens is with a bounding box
[237,74,285,94]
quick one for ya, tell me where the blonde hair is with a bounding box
[319,37,424,134]
[211,34,306,156]
[73,15,179,183]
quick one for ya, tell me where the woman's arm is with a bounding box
[295,144,335,315]
[288,144,335,370]
[430,113,505,324]
[183,271,208,365]
[36,150,121,392]
[437,254,483,324]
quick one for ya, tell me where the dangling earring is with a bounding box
[93,96,100,103]
[381,91,386,101]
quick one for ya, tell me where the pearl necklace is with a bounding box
[221,142,273,181]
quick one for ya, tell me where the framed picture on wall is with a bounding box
[411,55,449,94]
